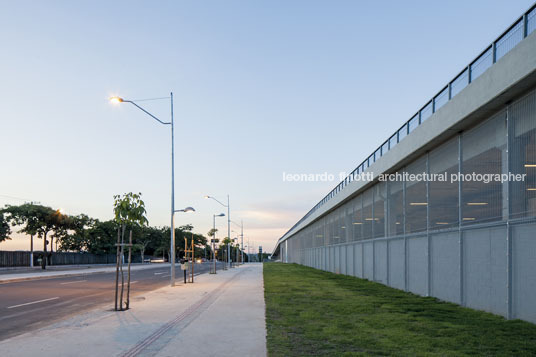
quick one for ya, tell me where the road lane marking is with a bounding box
[154,272,165,275]
[7,297,60,309]
[60,280,88,285]
[161,275,170,278]
[1,290,113,319]
[130,281,138,284]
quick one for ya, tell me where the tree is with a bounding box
[1,203,209,272]
[2,204,41,256]
[207,228,217,238]
[50,211,72,254]
[37,208,69,267]
[87,220,118,254]
[0,212,11,243]
[207,228,218,260]
[219,237,232,261]
[153,226,171,261]
[58,214,94,252]
[190,232,208,259]
[133,225,163,263]
[113,192,148,311]
[173,225,207,259]
[2,203,65,269]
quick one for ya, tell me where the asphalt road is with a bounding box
[0,262,223,341]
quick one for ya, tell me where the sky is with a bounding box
[0,0,534,253]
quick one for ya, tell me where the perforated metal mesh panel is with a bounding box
[429,137,459,230]
[388,178,404,236]
[510,90,536,219]
[374,183,387,238]
[362,190,373,239]
[405,156,428,233]
[462,110,507,225]
[352,195,363,241]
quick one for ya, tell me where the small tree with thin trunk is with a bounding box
[137,240,150,264]
[113,192,148,311]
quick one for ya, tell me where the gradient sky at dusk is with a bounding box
[0,0,533,252]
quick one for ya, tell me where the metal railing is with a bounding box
[279,3,536,244]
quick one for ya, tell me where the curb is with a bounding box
[0,269,113,284]
[0,263,211,284]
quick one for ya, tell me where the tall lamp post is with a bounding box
[174,207,195,282]
[204,195,231,269]
[233,237,239,264]
[110,93,178,287]
[231,220,244,265]
[211,213,225,274]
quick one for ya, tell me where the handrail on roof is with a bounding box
[275,2,536,248]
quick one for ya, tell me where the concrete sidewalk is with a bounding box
[0,263,267,357]
[0,263,177,283]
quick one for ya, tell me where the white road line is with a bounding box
[60,280,87,285]
[130,281,138,284]
[154,272,165,275]
[7,297,60,309]
[161,274,170,278]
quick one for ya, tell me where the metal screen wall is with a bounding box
[278,5,536,239]
[283,87,536,324]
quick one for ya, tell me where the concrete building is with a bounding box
[272,4,536,324]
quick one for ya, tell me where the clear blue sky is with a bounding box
[0,0,533,252]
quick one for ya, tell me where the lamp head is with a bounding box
[183,207,195,213]
[216,213,225,217]
[110,96,124,104]
[203,195,210,199]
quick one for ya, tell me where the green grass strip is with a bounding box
[264,262,536,356]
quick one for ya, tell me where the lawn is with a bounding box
[264,262,536,356]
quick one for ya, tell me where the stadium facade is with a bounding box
[272,4,536,323]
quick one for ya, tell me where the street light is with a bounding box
[231,219,244,265]
[110,93,178,286]
[204,195,231,269]
[211,213,225,274]
[175,207,195,213]
[174,207,195,277]
[233,237,239,264]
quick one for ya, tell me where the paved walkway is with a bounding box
[0,264,267,357]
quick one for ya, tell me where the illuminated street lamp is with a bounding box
[110,93,178,286]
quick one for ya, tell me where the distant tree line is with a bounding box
[0,203,213,264]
